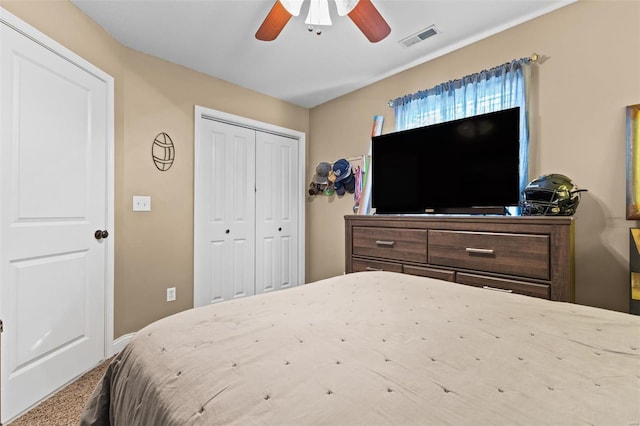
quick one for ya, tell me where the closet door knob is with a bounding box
[278,227,282,232]
[225,229,230,234]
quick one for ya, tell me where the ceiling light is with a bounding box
[305,0,331,35]
[279,0,304,16]
[306,0,332,27]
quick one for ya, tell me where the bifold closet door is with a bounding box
[195,115,301,308]
[195,119,256,305]
[255,132,299,294]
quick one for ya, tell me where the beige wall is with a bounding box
[117,51,308,335]
[308,0,640,312]
[1,0,309,337]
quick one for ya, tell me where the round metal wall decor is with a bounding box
[152,132,175,171]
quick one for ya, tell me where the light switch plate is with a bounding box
[133,195,151,212]
[166,287,176,302]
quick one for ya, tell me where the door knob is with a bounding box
[95,230,109,240]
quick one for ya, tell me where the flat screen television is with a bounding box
[371,107,520,215]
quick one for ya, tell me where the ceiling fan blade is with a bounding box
[347,0,391,43]
[255,1,294,41]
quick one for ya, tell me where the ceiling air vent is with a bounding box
[399,25,439,48]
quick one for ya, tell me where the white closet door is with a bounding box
[194,119,256,305]
[0,18,110,422]
[255,132,299,294]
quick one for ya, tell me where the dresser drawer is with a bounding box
[353,227,427,263]
[457,272,550,299]
[428,230,550,280]
[352,258,403,273]
[403,265,455,282]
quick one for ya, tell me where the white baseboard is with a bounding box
[111,332,135,355]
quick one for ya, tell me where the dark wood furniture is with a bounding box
[345,215,575,302]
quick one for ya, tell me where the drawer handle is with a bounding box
[375,240,395,247]
[366,266,384,271]
[465,247,494,255]
[482,286,513,293]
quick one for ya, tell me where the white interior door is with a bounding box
[0,13,112,422]
[194,119,256,305]
[255,132,299,294]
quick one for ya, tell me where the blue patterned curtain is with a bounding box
[391,58,532,195]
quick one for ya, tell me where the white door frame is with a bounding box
[0,8,115,358]
[194,105,306,303]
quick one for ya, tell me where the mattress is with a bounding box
[80,272,640,425]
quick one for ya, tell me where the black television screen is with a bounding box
[372,107,520,214]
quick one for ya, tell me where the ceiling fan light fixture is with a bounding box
[256,0,390,42]
[279,0,304,16]
[334,0,360,16]
[305,0,332,26]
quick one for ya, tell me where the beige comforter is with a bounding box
[81,272,640,425]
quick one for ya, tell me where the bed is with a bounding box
[80,271,640,425]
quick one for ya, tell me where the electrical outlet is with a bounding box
[166,287,176,302]
[133,195,151,212]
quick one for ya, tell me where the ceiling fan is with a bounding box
[255,0,391,43]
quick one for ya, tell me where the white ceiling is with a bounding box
[70,0,573,108]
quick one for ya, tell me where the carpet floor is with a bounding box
[7,358,111,426]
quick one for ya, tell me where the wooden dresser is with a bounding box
[345,215,575,302]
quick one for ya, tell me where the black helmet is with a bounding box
[521,174,585,216]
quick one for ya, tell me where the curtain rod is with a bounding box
[386,52,540,107]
